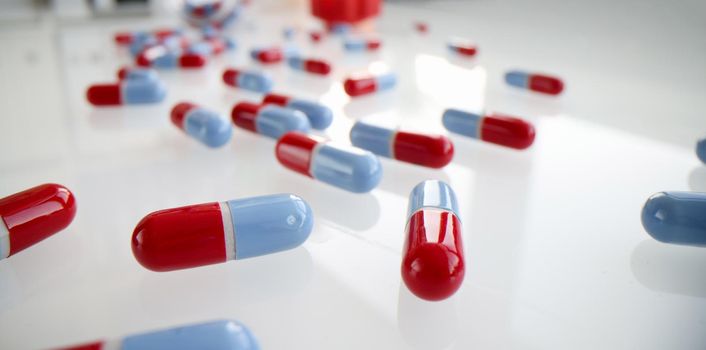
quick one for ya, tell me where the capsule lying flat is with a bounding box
[222,68,274,93]
[276,131,382,193]
[350,121,454,168]
[86,79,167,106]
[0,184,76,260]
[231,102,310,139]
[262,93,333,130]
[55,319,259,350]
[287,56,331,76]
[137,47,206,69]
[343,72,397,97]
[132,194,312,271]
[697,138,706,164]
[505,70,564,95]
[171,102,232,148]
[117,66,159,82]
[442,108,535,150]
[188,38,228,56]
[641,191,706,247]
[402,180,464,301]
[343,37,381,52]
[447,38,477,56]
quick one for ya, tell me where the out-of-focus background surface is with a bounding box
[0,0,705,349]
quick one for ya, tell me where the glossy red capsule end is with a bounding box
[310,31,323,42]
[117,66,129,80]
[256,48,284,64]
[343,76,376,97]
[86,84,121,106]
[223,69,239,87]
[114,32,133,45]
[153,28,178,40]
[136,53,151,67]
[0,184,77,257]
[528,74,564,95]
[55,340,104,350]
[275,131,319,177]
[179,53,206,68]
[262,93,291,107]
[170,102,196,130]
[132,202,227,272]
[402,210,464,301]
[394,132,454,168]
[367,39,381,50]
[304,59,331,75]
[231,102,262,132]
[481,114,536,150]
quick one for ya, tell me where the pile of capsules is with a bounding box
[2,0,706,348]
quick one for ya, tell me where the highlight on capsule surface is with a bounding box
[0,183,77,260]
[505,70,564,95]
[132,193,313,272]
[171,102,232,148]
[641,191,706,247]
[442,108,535,150]
[262,93,333,130]
[231,102,310,139]
[275,131,383,193]
[350,121,454,168]
[223,68,274,93]
[402,180,464,301]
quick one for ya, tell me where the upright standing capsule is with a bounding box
[641,191,706,247]
[442,109,535,150]
[222,68,274,93]
[0,184,76,260]
[350,121,454,168]
[231,102,310,139]
[697,138,706,164]
[505,70,564,95]
[132,194,312,271]
[275,132,382,193]
[287,56,331,76]
[402,180,464,301]
[262,93,333,130]
[343,72,397,97]
[117,66,159,82]
[171,102,232,148]
[343,37,381,52]
[55,319,259,350]
[86,79,167,106]
[137,47,206,69]
[447,38,477,56]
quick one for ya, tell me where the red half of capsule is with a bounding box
[114,32,133,45]
[367,39,381,50]
[275,131,319,177]
[415,22,428,33]
[231,102,263,132]
[0,183,77,257]
[117,66,129,80]
[256,48,284,63]
[453,44,477,56]
[262,93,291,106]
[170,102,197,130]
[86,84,122,106]
[310,31,323,42]
[394,132,454,168]
[528,74,564,95]
[179,53,207,68]
[55,340,105,350]
[304,59,331,75]
[132,202,227,272]
[402,209,464,301]
[207,38,226,55]
[223,69,239,87]
[343,76,376,97]
[154,28,179,40]
[481,114,536,150]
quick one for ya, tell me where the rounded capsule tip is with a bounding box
[401,242,464,301]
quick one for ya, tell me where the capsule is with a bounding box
[283,27,295,40]
[343,37,381,52]
[343,72,397,97]
[641,192,706,247]
[309,31,323,42]
[249,46,294,64]
[117,66,159,82]
[136,47,206,69]
[0,184,76,260]
[56,320,259,350]
[287,56,331,76]
[402,180,464,301]
[262,93,333,130]
[442,109,535,150]
[86,79,167,106]
[349,122,454,168]
[697,138,706,164]
[114,28,182,45]
[132,194,312,272]
[170,102,232,148]
[184,1,222,18]
[447,39,477,56]
[505,70,564,95]
[276,131,382,193]
[415,22,428,33]
[231,102,310,139]
[222,69,274,93]
[188,37,228,56]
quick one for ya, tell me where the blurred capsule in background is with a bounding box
[117,66,159,82]
[697,138,706,164]
[262,93,333,130]
[505,70,564,95]
[0,184,76,260]
[350,121,454,168]
[343,37,381,52]
[188,37,234,56]
[55,320,259,350]
[86,79,167,106]
[287,56,331,76]
[309,30,323,42]
[276,132,383,193]
[222,68,274,93]
[171,102,232,148]
[344,72,397,97]
[137,47,206,69]
[402,180,464,301]
[447,38,477,57]
[414,21,428,33]
[231,102,310,139]
[132,194,312,272]
[442,109,535,150]
[641,192,706,247]
[283,27,295,40]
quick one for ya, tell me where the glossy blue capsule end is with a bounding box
[349,121,394,158]
[312,144,383,193]
[505,70,529,88]
[287,99,333,130]
[442,108,481,139]
[641,191,706,247]
[121,320,259,350]
[376,73,397,91]
[184,108,233,148]
[408,180,459,219]
[697,138,706,164]
[236,71,274,93]
[255,105,311,139]
[123,80,167,104]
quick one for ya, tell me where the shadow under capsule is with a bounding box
[343,92,398,120]
[631,239,706,298]
[88,104,168,130]
[397,283,460,350]
[376,159,451,198]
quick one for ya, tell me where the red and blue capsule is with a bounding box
[171,102,233,148]
[505,70,564,95]
[343,37,381,52]
[231,102,310,139]
[275,131,383,193]
[222,68,274,93]
[136,46,206,69]
[262,93,333,130]
[250,46,298,64]
[117,66,159,82]
[287,56,331,76]
[447,38,477,57]
[86,78,166,106]
[442,109,536,150]
[343,72,397,97]
[350,121,454,168]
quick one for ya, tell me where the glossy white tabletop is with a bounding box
[0,0,705,349]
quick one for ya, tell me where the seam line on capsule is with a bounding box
[409,206,460,221]
[389,129,398,159]
[219,201,236,261]
[182,106,197,130]
[0,218,10,259]
[309,141,325,177]
[476,114,484,139]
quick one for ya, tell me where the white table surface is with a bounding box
[1,0,705,349]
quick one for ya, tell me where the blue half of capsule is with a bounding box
[697,138,706,164]
[184,108,233,148]
[377,72,397,91]
[442,109,482,138]
[642,191,706,247]
[408,180,460,219]
[505,70,529,88]
[256,105,311,139]
[349,122,394,158]
[312,144,383,193]
[122,79,167,104]
[343,38,366,51]
[286,99,333,130]
[233,70,274,93]
[121,320,260,350]
[189,41,213,56]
